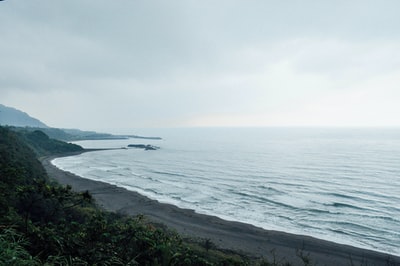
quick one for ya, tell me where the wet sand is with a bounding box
[41,152,400,265]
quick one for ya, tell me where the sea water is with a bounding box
[52,127,400,256]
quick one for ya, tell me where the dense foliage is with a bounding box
[11,128,83,156]
[10,126,132,142]
[0,127,247,265]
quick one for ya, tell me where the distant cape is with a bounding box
[0,104,162,142]
[0,104,48,128]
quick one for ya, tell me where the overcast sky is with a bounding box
[1,1,400,132]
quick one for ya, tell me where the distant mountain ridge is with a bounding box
[0,103,162,141]
[0,104,48,128]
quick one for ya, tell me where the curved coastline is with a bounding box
[41,151,400,266]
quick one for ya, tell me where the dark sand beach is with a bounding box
[41,152,400,266]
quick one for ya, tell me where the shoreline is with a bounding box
[41,150,400,265]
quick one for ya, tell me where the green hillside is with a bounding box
[0,104,160,142]
[0,127,248,265]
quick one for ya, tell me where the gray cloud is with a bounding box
[1,0,400,129]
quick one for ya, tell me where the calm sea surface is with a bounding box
[53,128,400,255]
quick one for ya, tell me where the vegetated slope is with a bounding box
[20,129,83,156]
[0,127,247,265]
[10,126,117,142]
[0,104,138,141]
[0,104,48,128]
[11,125,153,142]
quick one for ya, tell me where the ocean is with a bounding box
[52,127,400,256]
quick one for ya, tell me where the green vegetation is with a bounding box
[0,127,248,265]
[21,129,83,156]
[9,126,114,142]
[10,126,145,142]
[1,103,146,141]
